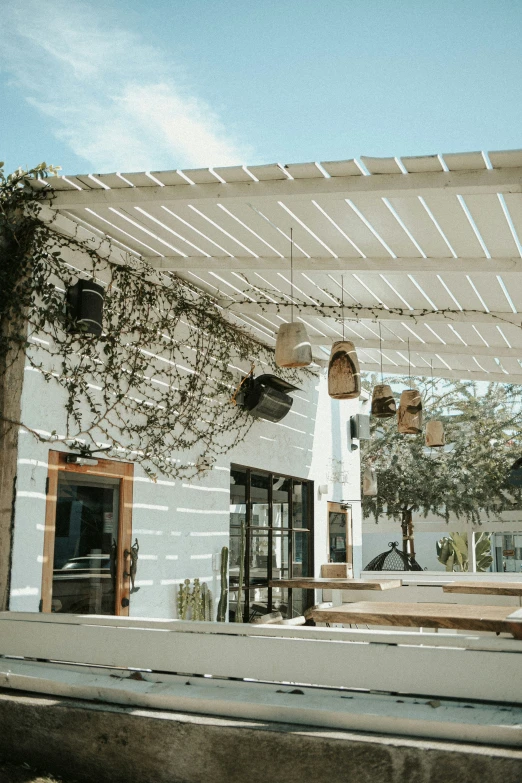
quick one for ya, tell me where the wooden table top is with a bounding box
[269,578,402,591]
[310,601,522,638]
[443,581,522,596]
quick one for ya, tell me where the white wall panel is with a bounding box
[10,242,362,616]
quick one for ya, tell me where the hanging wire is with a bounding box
[290,227,294,323]
[341,274,345,340]
[407,338,410,385]
[379,320,384,383]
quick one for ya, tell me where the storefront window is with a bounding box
[491,532,522,572]
[229,466,313,621]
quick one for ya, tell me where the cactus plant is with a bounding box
[217,546,229,622]
[202,582,212,621]
[192,578,203,620]
[177,578,192,619]
[235,521,246,623]
[177,579,213,621]
[436,532,493,572]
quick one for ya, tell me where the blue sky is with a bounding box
[1,0,522,176]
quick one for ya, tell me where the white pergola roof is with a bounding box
[31,148,522,383]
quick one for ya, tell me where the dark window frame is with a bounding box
[230,463,314,620]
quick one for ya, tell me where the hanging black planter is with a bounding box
[237,374,299,423]
[66,279,105,336]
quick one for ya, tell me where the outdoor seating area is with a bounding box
[3,150,522,749]
[269,571,522,636]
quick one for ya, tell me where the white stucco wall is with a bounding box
[9,252,362,615]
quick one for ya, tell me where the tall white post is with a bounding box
[468,522,477,573]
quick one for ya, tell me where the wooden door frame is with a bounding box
[327,501,353,568]
[41,450,134,615]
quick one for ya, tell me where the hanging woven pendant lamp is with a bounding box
[426,420,445,447]
[363,464,378,496]
[371,323,396,418]
[398,389,423,433]
[328,276,361,399]
[275,322,312,368]
[425,361,445,447]
[372,385,396,417]
[274,228,312,368]
[397,340,422,434]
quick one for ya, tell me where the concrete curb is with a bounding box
[1,689,522,783]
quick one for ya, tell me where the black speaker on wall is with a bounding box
[239,374,299,423]
[66,279,105,336]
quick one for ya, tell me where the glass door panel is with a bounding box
[250,471,270,529]
[51,473,120,614]
[329,509,347,562]
[229,466,314,621]
[249,531,271,581]
[229,467,247,619]
[42,451,133,616]
[271,531,289,613]
[273,476,290,531]
[272,531,289,578]
[292,531,309,577]
[292,481,304,528]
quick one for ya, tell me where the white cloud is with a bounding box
[1,0,250,172]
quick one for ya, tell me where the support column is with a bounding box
[468,522,477,573]
[0,323,26,611]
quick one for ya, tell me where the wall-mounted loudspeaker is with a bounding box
[66,279,105,336]
[348,413,370,451]
[350,414,371,441]
[238,374,299,423]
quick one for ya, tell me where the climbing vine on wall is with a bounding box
[0,163,308,479]
[229,282,522,333]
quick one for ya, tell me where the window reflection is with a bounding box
[229,467,247,591]
[52,473,120,614]
[329,510,347,562]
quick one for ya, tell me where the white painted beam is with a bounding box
[358,360,520,384]
[37,204,131,267]
[220,301,522,326]
[308,336,522,359]
[47,166,522,209]
[152,256,522,274]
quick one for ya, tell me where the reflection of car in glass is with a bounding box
[59,555,111,572]
[52,554,114,614]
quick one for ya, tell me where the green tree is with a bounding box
[361,376,522,558]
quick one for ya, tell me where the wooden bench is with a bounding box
[270,578,402,611]
[270,578,402,591]
[443,581,522,605]
[310,601,522,638]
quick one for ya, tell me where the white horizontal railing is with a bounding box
[1,612,521,705]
